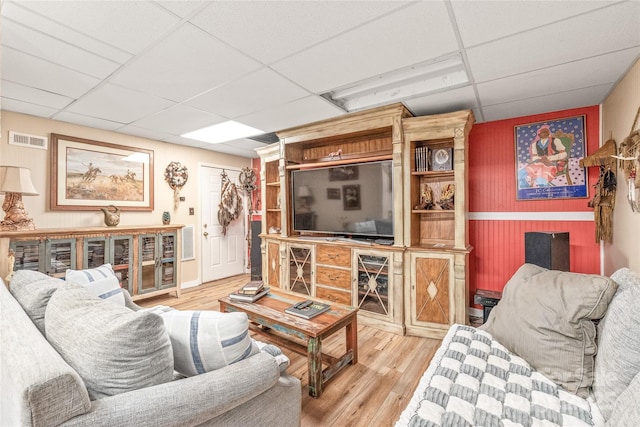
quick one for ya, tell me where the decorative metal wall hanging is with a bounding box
[217,169,242,235]
[164,161,188,209]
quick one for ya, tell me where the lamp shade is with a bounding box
[0,166,39,195]
[297,185,311,198]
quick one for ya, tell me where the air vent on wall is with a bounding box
[8,131,48,150]
[181,225,195,261]
[248,132,279,144]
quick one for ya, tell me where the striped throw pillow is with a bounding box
[65,263,125,306]
[160,310,259,376]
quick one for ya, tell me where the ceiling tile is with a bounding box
[64,83,175,124]
[53,111,125,131]
[238,96,345,134]
[226,138,272,151]
[272,1,459,93]
[1,19,121,79]
[15,0,181,55]
[186,68,311,119]
[128,104,225,135]
[452,1,614,47]
[110,23,262,102]
[0,97,59,118]
[1,1,132,63]
[404,86,478,117]
[190,1,408,64]
[1,47,100,98]
[200,142,261,158]
[114,125,174,142]
[156,1,209,18]
[163,135,207,147]
[480,84,612,122]
[1,80,74,109]
[468,1,640,83]
[477,48,640,106]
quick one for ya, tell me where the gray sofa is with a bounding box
[396,265,640,427]
[1,272,301,427]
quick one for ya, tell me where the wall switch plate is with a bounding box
[189,207,194,215]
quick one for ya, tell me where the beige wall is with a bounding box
[602,58,640,274]
[0,111,251,286]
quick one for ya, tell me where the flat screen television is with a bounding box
[291,160,394,238]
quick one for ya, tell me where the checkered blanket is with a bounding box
[396,324,604,427]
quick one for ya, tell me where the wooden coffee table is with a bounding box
[219,288,358,398]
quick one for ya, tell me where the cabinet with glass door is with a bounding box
[353,247,404,334]
[286,243,313,295]
[138,231,177,296]
[9,238,76,278]
[83,235,132,292]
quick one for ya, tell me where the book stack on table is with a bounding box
[229,281,270,302]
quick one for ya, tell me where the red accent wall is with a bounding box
[468,105,601,302]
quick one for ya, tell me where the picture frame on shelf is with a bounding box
[515,116,587,200]
[50,134,154,211]
[430,147,453,171]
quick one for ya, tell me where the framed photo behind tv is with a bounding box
[50,134,154,211]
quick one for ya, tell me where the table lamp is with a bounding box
[0,166,39,231]
[296,185,312,212]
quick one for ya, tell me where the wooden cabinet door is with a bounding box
[266,240,281,289]
[409,251,454,326]
[287,244,313,295]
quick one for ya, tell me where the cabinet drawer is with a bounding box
[316,286,351,306]
[316,265,351,290]
[316,245,351,267]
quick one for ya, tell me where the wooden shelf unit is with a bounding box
[256,103,474,338]
[1,225,183,301]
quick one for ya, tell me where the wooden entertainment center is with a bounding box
[256,103,474,338]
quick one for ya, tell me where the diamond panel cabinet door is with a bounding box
[412,253,452,325]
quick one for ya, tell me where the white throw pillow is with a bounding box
[65,264,124,306]
[160,310,259,376]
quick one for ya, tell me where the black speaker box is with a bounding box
[250,221,262,280]
[524,231,570,271]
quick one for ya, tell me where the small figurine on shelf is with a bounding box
[438,183,455,210]
[414,184,434,210]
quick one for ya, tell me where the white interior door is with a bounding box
[200,166,246,283]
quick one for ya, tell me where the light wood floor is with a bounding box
[138,274,441,427]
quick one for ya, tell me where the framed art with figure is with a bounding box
[515,116,588,200]
[342,184,361,210]
[50,134,154,211]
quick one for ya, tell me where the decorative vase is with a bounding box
[162,211,171,225]
[101,205,121,227]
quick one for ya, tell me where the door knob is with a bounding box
[203,231,209,237]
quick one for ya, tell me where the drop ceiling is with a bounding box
[1,1,639,158]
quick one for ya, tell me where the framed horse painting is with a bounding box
[50,134,154,211]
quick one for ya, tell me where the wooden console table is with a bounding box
[0,225,182,301]
[219,288,358,398]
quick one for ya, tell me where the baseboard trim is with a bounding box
[180,279,200,290]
